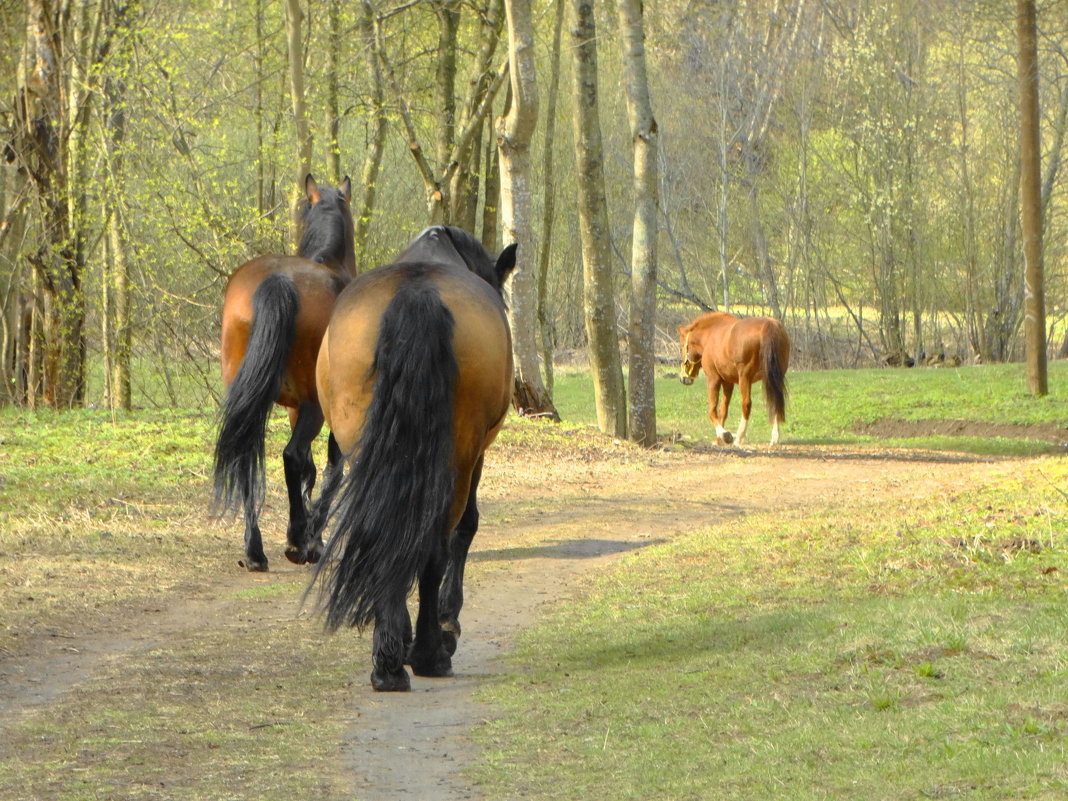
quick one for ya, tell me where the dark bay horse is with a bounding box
[214,174,355,571]
[678,311,790,446]
[311,226,517,691]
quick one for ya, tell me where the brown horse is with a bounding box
[678,311,790,446]
[214,174,354,572]
[310,226,517,692]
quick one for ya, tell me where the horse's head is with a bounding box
[678,324,701,385]
[298,174,356,273]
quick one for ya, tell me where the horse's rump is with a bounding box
[315,261,513,630]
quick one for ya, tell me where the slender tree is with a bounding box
[498,0,557,418]
[1017,0,1047,394]
[571,0,626,437]
[285,0,313,248]
[618,0,659,447]
[535,0,566,396]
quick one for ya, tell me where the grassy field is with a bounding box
[0,362,1065,799]
[553,360,1068,456]
[473,363,1068,800]
[473,455,1067,800]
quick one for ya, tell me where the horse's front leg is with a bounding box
[439,457,483,656]
[708,377,733,445]
[304,432,342,563]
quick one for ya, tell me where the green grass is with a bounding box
[474,458,1068,801]
[550,361,1068,456]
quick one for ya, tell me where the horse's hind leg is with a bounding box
[439,457,483,656]
[408,541,453,678]
[709,379,734,445]
[283,400,324,565]
[371,591,413,692]
[734,380,752,445]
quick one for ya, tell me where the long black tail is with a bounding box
[315,274,458,631]
[213,273,299,516]
[762,326,788,424]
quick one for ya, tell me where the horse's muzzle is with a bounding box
[680,375,694,386]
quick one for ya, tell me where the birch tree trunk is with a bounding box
[103,66,132,411]
[618,0,659,448]
[286,0,313,249]
[498,0,557,418]
[1017,0,1047,394]
[571,0,626,437]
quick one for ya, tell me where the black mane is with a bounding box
[298,187,353,269]
[400,226,516,297]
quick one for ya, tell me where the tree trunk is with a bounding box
[354,0,388,267]
[536,0,565,397]
[571,0,626,437]
[15,0,83,407]
[450,0,505,231]
[103,66,132,411]
[1017,0,1046,395]
[286,0,313,249]
[327,0,342,186]
[481,120,500,251]
[498,0,557,419]
[618,0,659,448]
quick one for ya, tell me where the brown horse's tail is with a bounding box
[762,323,789,424]
[213,273,299,517]
[314,273,458,632]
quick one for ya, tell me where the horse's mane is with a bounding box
[298,187,353,268]
[405,226,504,293]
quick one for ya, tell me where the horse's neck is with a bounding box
[300,220,356,276]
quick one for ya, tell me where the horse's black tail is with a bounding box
[315,274,458,632]
[213,273,299,516]
[762,325,789,424]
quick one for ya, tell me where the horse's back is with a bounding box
[221,255,346,401]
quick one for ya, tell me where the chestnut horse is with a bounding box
[311,226,516,691]
[678,311,790,446]
[214,175,354,571]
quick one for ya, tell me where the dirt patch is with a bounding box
[852,417,1068,447]
[0,440,1029,798]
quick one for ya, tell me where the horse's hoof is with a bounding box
[371,668,411,692]
[719,432,734,445]
[440,620,461,656]
[283,545,305,565]
[410,647,453,678]
[238,557,269,572]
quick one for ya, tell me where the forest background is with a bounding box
[1,0,1066,432]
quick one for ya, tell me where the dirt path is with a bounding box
[337,443,999,799]
[0,443,1008,799]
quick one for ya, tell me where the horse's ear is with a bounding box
[305,174,321,204]
[495,243,518,286]
[339,176,352,202]
[678,324,687,337]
